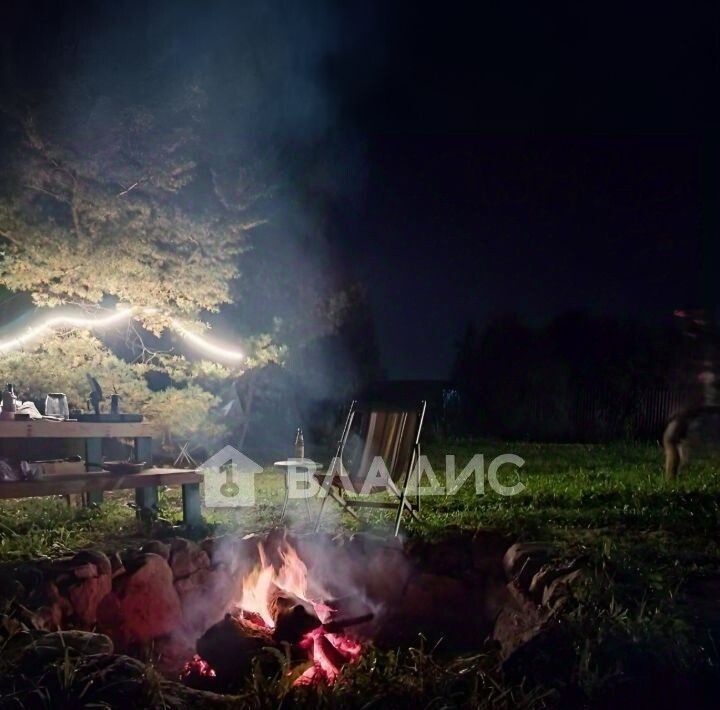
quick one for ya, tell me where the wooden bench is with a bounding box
[0,468,204,526]
[0,420,204,525]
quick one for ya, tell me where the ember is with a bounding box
[193,536,370,687]
[180,654,216,682]
[295,627,363,685]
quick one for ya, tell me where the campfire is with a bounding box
[5,526,554,700]
[182,534,371,688]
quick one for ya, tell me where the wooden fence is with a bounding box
[445,385,701,441]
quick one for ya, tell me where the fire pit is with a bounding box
[0,527,588,701]
[174,527,517,692]
[185,534,369,688]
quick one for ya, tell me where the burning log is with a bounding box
[195,613,272,684]
[272,601,321,644]
[190,534,372,689]
[295,626,364,686]
[320,613,373,634]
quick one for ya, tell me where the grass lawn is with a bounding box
[1,439,719,707]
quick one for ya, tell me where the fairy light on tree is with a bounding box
[0,306,244,362]
[0,56,379,453]
[0,83,268,442]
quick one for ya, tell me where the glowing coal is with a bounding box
[187,535,371,687]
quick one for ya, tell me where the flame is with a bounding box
[276,542,310,600]
[239,559,276,628]
[233,537,363,685]
[238,540,311,628]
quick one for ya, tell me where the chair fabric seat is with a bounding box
[314,399,427,536]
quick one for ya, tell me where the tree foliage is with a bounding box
[0,81,269,441]
[0,2,381,452]
[0,83,262,328]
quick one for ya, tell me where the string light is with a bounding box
[170,318,244,362]
[0,308,134,353]
[0,306,244,362]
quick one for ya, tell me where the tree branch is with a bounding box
[0,228,20,246]
[22,183,66,202]
[117,178,147,198]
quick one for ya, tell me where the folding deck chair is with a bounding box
[314,400,427,536]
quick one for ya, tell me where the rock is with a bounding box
[200,536,219,560]
[29,604,63,631]
[340,533,413,605]
[21,630,113,664]
[15,564,43,595]
[207,535,261,578]
[528,558,585,604]
[471,529,513,572]
[72,562,98,580]
[32,581,73,629]
[168,538,210,580]
[109,552,124,576]
[73,550,112,576]
[121,550,148,573]
[492,596,543,658]
[142,540,171,560]
[71,653,150,706]
[347,531,404,554]
[415,536,473,576]
[97,553,183,647]
[174,565,234,634]
[69,573,112,626]
[42,555,103,583]
[502,542,556,594]
[503,542,556,577]
[360,545,412,605]
[377,572,487,648]
[542,568,585,609]
[0,570,25,601]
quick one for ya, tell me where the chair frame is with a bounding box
[314,399,427,536]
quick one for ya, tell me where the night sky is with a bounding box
[2,1,716,379]
[324,3,715,377]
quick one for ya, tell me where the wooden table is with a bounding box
[0,468,204,525]
[0,420,203,525]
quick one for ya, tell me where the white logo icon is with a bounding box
[200,446,263,508]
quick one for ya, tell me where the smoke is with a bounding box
[2,0,381,457]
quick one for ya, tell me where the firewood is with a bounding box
[196,613,274,684]
[272,603,321,644]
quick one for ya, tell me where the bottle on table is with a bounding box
[1,383,17,419]
[294,427,304,460]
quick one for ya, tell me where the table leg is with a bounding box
[280,473,290,522]
[135,486,158,517]
[296,468,314,523]
[84,438,104,505]
[305,496,313,522]
[182,482,202,526]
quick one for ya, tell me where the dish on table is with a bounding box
[103,461,145,474]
